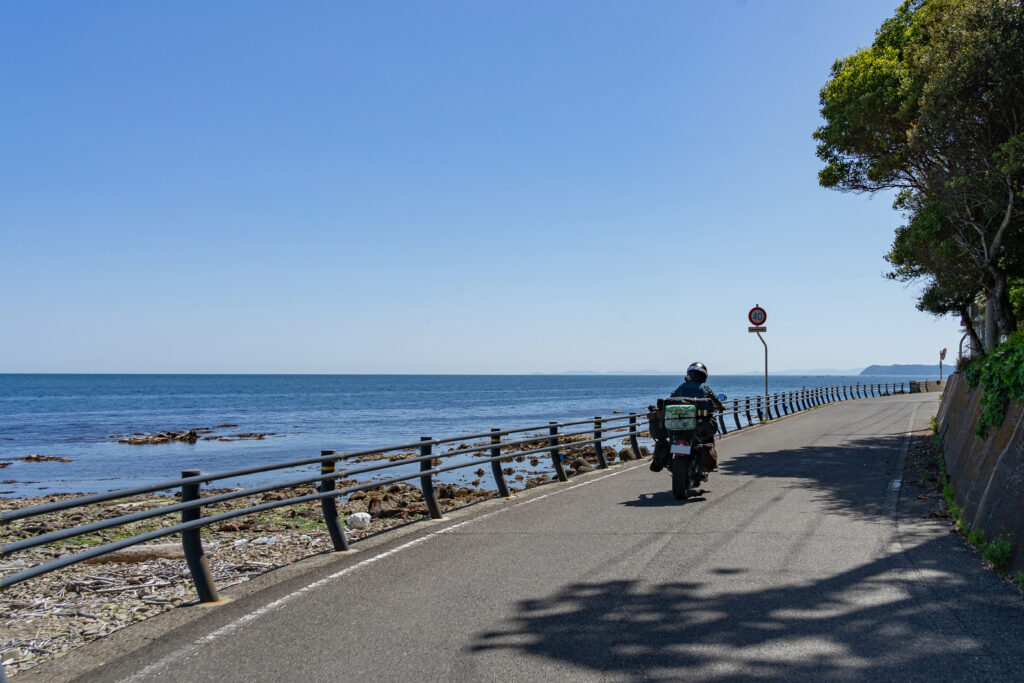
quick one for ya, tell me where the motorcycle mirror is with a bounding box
[717,394,727,401]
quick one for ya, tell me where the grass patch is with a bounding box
[984,540,1014,573]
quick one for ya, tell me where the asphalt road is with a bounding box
[26,393,1024,681]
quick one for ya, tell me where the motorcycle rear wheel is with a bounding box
[671,455,692,499]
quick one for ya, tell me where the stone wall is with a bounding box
[936,372,1024,573]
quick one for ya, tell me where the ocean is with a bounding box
[0,374,919,497]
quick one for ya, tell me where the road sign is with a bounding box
[748,326,766,333]
[748,306,767,326]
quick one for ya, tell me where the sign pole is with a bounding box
[747,305,769,402]
[757,331,768,398]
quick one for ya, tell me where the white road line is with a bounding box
[886,403,921,554]
[122,465,631,681]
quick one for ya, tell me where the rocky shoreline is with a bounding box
[112,425,282,445]
[1,439,647,677]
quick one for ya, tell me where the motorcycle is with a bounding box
[654,395,726,500]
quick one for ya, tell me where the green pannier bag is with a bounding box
[664,404,697,431]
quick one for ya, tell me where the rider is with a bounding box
[671,362,725,410]
[650,362,725,472]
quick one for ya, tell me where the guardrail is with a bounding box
[0,381,904,606]
[715,382,907,433]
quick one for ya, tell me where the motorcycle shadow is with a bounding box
[622,490,707,507]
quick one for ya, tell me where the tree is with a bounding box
[815,0,1024,343]
[886,197,985,349]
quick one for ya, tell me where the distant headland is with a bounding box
[859,364,941,376]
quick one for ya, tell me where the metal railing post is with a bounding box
[180,469,220,603]
[490,429,511,498]
[732,399,742,430]
[549,422,568,481]
[755,396,764,422]
[629,414,644,454]
[319,453,349,552]
[718,408,728,434]
[593,417,608,468]
[419,437,443,519]
[745,397,753,426]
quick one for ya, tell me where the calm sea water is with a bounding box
[0,374,917,497]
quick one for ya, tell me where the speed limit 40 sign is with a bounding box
[748,306,767,326]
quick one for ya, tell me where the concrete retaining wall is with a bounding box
[937,372,1024,573]
[910,379,946,393]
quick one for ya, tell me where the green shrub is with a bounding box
[964,332,1024,438]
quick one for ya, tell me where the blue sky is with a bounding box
[1,1,962,374]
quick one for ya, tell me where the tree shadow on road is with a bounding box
[717,434,908,522]
[468,535,1024,680]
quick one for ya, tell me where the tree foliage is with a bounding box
[815,0,1024,343]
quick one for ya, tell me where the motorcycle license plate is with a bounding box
[670,443,691,455]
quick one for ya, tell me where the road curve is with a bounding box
[24,393,1024,681]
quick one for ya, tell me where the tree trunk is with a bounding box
[984,295,998,351]
[989,272,1019,340]
[959,304,984,356]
